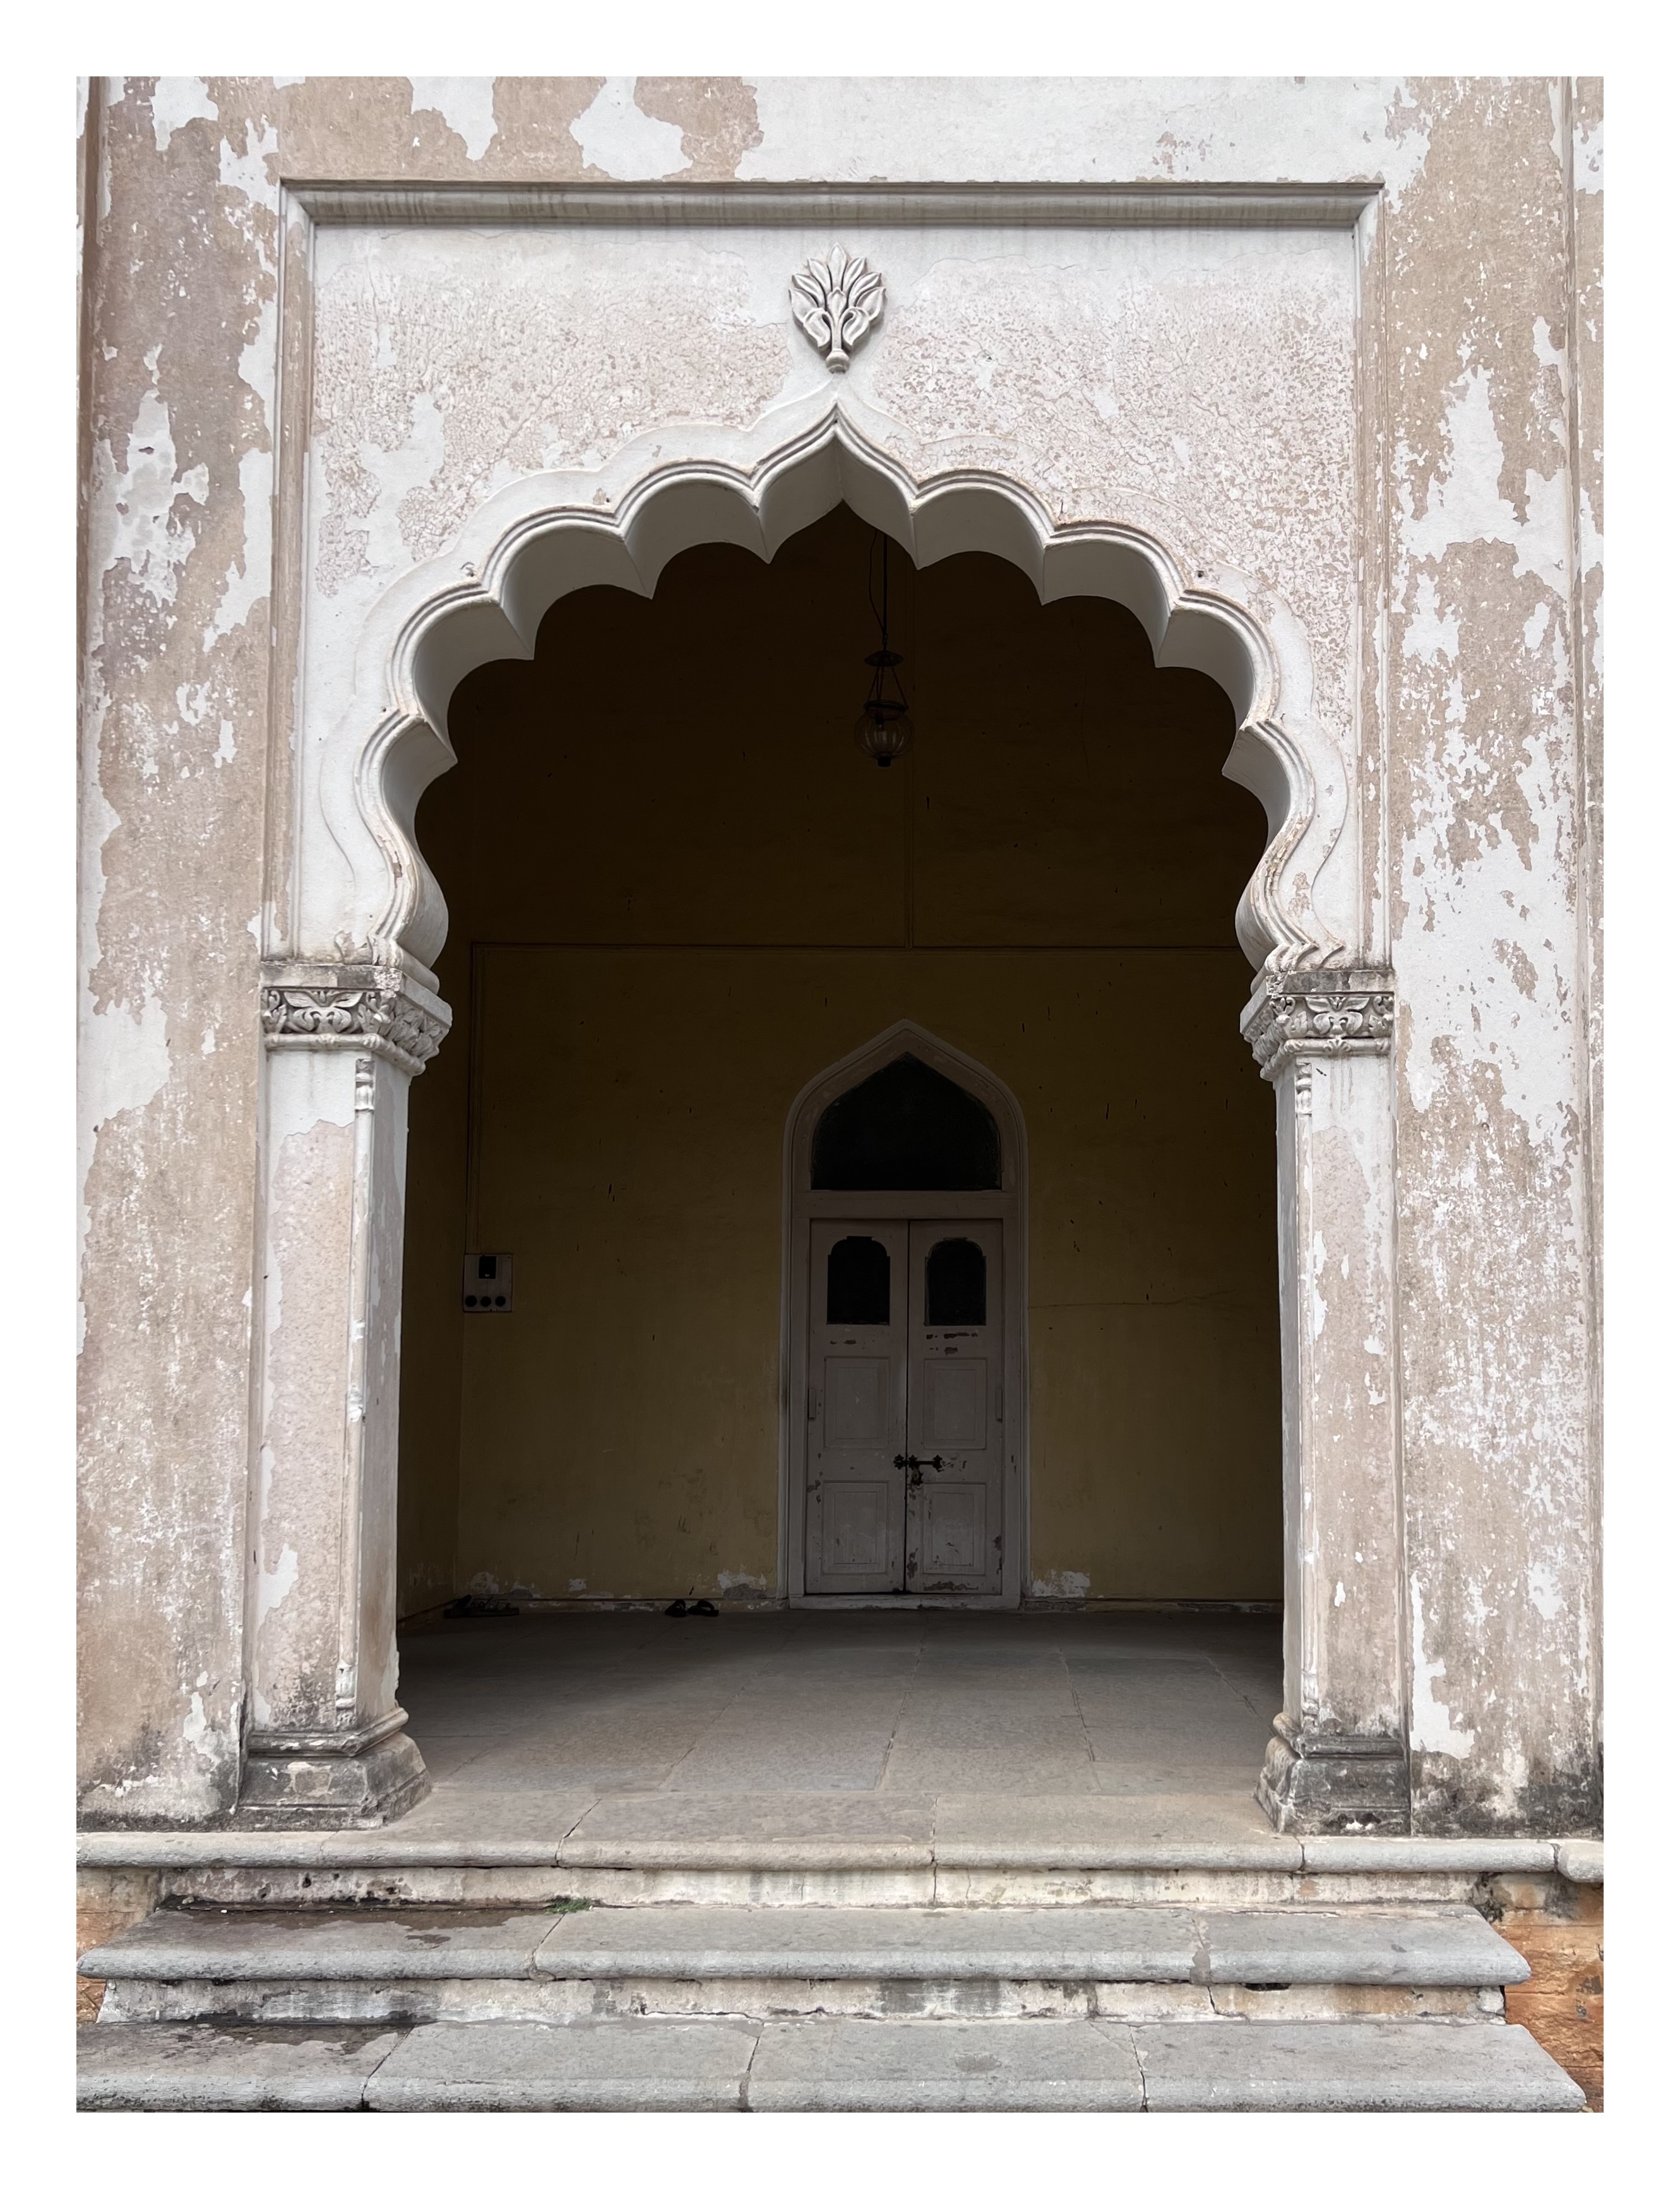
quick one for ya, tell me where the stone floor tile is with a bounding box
[934,1789,1280,1853]
[882,1751,1099,1795]
[372,1787,595,1853]
[665,1743,896,1792]
[402,1735,499,1784]
[563,1790,937,1860]
[392,1609,1286,1826]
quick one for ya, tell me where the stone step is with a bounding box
[129,1856,1546,1913]
[83,1900,1526,2025]
[76,1804,1606,1913]
[83,1900,1530,1987]
[78,2015,1585,2111]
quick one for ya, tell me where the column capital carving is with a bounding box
[260,962,452,1078]
[1241,966,1395,1083]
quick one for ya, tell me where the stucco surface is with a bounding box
[306,220,1356,760]
[1381,81,1599,1830]
[78,78,1600,1833]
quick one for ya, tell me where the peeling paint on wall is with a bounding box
[1030,1572,1093,1601]
[150,76,216,153]
[76,76,1600,1835]
[1386,76,1597,1832]
[408,78,500,163]
[1410,1575,1474,1759]
[569,78,689,179]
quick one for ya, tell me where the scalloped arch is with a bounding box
[339,415,1354,975]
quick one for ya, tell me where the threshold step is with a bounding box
[77,2022,408,2112]
[80,1900,1528,1989]
[531,1903,1526,1986]
[78,2015,1586,2113]
[1127,2019,1585,2112]
[78,2017,759,2113]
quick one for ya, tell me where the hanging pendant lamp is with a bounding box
[854,531,913,767]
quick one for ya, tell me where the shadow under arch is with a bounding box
[345,414,1354,979]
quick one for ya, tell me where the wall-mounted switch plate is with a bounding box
[463,1253,513,1312]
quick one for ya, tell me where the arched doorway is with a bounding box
[394,503,1279,1631]
[785,1026,1028,1604]
[249,425,1406,1834]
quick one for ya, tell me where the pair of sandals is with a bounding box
[665,1598,720,1618]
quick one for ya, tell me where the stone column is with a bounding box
[1242,970,1409,1832]
[238,964,451,1827]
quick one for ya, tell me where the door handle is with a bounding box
[894,1453,944,1488]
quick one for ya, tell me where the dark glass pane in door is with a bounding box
[827,1235,891,1325]
[926,1236,986,1325]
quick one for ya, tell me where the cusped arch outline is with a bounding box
[328,412,1356,976]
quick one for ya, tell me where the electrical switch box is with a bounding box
[463,1253,513,1313]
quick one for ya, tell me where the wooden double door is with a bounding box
[804,1218,1004,1596]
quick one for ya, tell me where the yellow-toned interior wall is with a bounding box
[399,506,1281,1612]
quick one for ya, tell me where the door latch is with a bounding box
[893,1453,946,1488]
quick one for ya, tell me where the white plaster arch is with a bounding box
[258,407,1405,1824]
[311,409,1357,982]
[779,1019,1031,1606]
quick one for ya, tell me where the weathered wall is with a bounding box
[1383,81,1602,1832]
[78,80,278,1824]
[400,511,1277,1609]
[78,76,1599,1831]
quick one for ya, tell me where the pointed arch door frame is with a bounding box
[780,1021,1029,1607]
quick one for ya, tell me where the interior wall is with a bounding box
[398,504,1280,1612]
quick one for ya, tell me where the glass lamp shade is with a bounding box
[854,699,912,767]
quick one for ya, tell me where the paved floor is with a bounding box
[396,1611,1282,1835]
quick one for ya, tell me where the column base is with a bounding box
[1258,1714,1411,1834]
[235,1710,431,1830]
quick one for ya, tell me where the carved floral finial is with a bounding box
[791,247,885,373]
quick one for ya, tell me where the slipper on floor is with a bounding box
[689,1599,720,1617]
[664,1599,688,1618]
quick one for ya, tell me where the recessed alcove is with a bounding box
[398,501,1279,1622]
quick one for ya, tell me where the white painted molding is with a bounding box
[1241,968,1397,1083]
[70,1828,1604,1876]
[790,246,885,372]
[321,410,1354,981]
[291,181,1378,229]
[261,962,453,1077]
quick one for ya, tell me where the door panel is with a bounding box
[820,1482,894,1577]
[905,1219,1004,1596]
[806,1221,907,1594]
[922,1356,987,1448]
[919,1483,990,1578]
[826,1356,893,1444]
